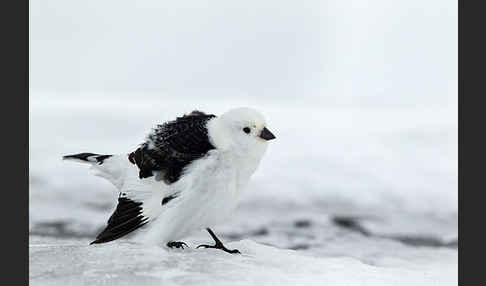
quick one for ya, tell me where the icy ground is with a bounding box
[29,91,457,285]
[30,235,456,286]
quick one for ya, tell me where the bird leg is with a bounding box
[197,228,240,254]
[167,241,188,249]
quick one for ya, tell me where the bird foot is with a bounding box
[167,241,188,249]
[197,242,241,254]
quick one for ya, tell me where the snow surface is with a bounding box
[30,236,456,286]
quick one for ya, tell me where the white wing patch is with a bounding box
[86,154,175,221]
[89,155,128,189]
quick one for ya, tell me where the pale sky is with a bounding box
[29,0,457,103]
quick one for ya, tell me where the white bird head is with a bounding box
[207,107,276,157]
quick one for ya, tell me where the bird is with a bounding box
[63,107,276,254]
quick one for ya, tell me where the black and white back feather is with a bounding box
[128,110,216,183]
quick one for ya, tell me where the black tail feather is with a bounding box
[63,153,113,165]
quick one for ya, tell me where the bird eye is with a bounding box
[243,127,251,134]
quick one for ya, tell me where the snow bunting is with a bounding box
[63,107,276,254]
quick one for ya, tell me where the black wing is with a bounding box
[128,110,216,184]
[90,196,148,244]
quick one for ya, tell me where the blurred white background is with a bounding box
[29,0,457,241]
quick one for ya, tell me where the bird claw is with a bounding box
[196,244,241,254]
[226,248,241,254]
[167,241,188,249]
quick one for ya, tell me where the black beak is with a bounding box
[259,127,276,141]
